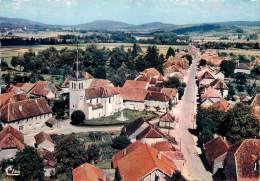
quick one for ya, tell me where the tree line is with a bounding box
[7,44,168,86]
[1,32,190,46]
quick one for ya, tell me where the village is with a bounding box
[0,41,259,181]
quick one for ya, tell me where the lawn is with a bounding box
[82,109,157,126]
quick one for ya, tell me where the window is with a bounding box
[19,125,24,130]
[96,98,98,103]
[109,97,111,103]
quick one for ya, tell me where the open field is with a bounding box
[0,43,188,59]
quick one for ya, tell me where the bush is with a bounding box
[111,136,131,150]
[71,110,85,125]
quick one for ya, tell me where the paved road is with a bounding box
[172,52,213,181]
[24,121,122,146]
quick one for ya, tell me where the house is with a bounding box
[210,78,229,97]
[200,87,221,109]
[0,126,24,161]
[38,148,56,177]
[201,50,223,67]
[34,132,54,152]
[30,81,57,100]
[136,68,165,86]
[73,163,106,181]
[204,137,229,174]
[224,139,260,181]
[0,97,53,132]
[145,91,171,112]
[211,98,231,112]
[112,141,177,181]
[234,63,251,74]
[250,94,260,120]
[152,141,185,172]
[119,88,148,111]
[136,123,169,145]
[121,117,159,140]
[158,112,176,129]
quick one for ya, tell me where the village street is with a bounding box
[171,53,213,181]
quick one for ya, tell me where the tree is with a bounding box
[185,54,193,66]
[132,43,142,58]
[197,108,225,143]
[86,144,100,163]
[52,99,66,119]
[111,135,131,150]
[199,59,207,66]
[227,84,236,100]
[220,60,236,77]
[233,72,247,85]
[145,46,163,73]
[164,76,181,88]
[54,134,88,175]
[71,110,85,125]
[178,86,185,100]
[220,103,259,143]
[167,171,187,181]
[13,146,44,181]
[166,47,175,59]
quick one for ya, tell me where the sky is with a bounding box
[0,0,260,25]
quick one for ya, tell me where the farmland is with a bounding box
[0,43,188,60]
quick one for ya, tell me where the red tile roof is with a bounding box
[21,83,36,93]
[210,79,229,90]
[73,163,105,181]
[121,117,147,137]
[118,87,148,102]
[234,139,260,181]
[141,68,161,77]
[112,142,176,181]
[30,81,51,97]
[204,137,229,161]
[0,98,52,123]
[85,86,119,99]
[251,94,260,108]
[0,133,25,151]
[89,79,112,88]
[136,124,166,140]
[0,126,24,142]
[148,87,178,99]
[201,87,220,100]
[0,92,15,109]
[159,113,176,122]
[152,141,177,152]
[0,126,24,150]
[145,91,170,102]
[123,80,149,90]
[38,148,56,168]
[211,98,231,112]
[34,132,53,145]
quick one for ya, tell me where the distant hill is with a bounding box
[74,20,131,31]
[1,16,259,33]
[130,22,177,31]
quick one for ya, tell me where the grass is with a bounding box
[82,109,157,126]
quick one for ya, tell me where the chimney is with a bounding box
[19,105,22,112]
[123,148,127,156]
[157,152,161,160]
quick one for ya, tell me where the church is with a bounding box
[68,57,123,120]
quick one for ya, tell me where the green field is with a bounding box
[0,43,188,60]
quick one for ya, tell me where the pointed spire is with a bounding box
[76,30,79,80]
